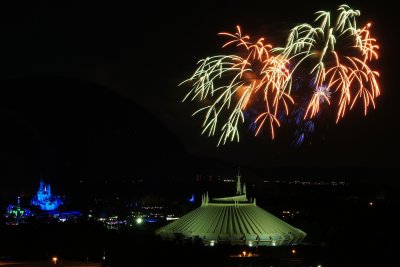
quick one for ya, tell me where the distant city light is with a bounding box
[135,217,143,224]
[52,257,58,264]
[263,179,348,186]
[292,249,296,254]
[369,201,374,206]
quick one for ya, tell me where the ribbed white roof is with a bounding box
[156,195,306,246]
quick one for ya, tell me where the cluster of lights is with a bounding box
[282,210,300,220]
[142,206,164,210]
[239,251,254,257]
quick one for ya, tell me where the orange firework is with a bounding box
[181,4,380,146]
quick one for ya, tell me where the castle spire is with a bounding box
[39,178,45,191]
[236,168,242,195]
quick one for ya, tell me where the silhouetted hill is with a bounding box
[0,77,189,196]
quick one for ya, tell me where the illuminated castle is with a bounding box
[156,172,306,246]
[31,179,63,211]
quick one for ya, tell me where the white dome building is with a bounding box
[156,173,306,246]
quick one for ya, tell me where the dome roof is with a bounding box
[156,174,306,246]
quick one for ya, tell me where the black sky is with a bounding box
[0,0,399,191]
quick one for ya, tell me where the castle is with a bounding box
[31,179,63,211]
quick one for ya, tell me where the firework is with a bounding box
[181,26,292,145]
[181,5,380,146]
[276,4,380,122]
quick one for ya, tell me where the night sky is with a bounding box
[0,1,399,193]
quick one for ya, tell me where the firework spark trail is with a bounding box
[181,26,293,145]
[181,5,380,146]
[276,4,380,121]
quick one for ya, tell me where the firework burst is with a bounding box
[181,5,380,146]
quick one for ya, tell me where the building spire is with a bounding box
[236,168,242,195]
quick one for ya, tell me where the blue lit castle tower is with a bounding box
[31,179,63,211]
